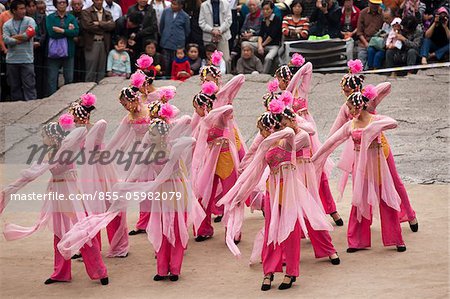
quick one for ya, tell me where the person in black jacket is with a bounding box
[310,0,342,38]
[115,11,143,71]
[257,0,282,74]
[127,0,158,53]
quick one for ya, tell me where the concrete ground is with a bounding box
[0,68,449,298]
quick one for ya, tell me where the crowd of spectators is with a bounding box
[0,0,448,100]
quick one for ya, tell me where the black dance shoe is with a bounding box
[195,235,212,242]
[169,275,179,281]
[214,215,223,223]
[396,245,407,252]
[409,219,418,232]
[44,278,65,285]
[71,253,82,259]
[128,229,146,236]
[153,275,167,281]
[100,277,109,285]
[278,276,296,290]
[346,248,361,253]
[329,256,341,265]
[330,212,344,226]
[261,274,274,291]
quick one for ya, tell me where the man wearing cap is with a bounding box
[420,6,450,64]
[356,0,383,68]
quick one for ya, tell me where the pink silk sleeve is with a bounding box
[296,115,315,135]
[217,128,295,210]
[105,115,134,152]
[191,105,235,202]
[361,115,397,149]
[329,104,351,137]
[214,74,245,108]
[57,137,197,259]
[367,82,392,114]
[217,128,295,256]
[90,119,107,148]
[286,62,313,100]
[169,115,192,140]
[238,133,264,174]
[0,162,49,215]
[80,120,111,215]
[353,115,399,221]
[0,127,87,215]
[295,130,310,150]
[312,121,352,178]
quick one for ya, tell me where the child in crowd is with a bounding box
[187,43,202,75]
[201,43,227,74]
[236,42,263,74]
[107,36,131,78]
[144,39,165,77]
[386,18,403,50]
[171,48,193,81]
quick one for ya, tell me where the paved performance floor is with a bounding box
[0,68,449,298]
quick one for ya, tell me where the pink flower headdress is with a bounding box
[59,113,75,131]
[202,81,219,96]
[290,53,305,67]
[136,54,154,71]
[81,93,96,107]
[211,50,223,66]
[347,59,363,74]
[130,70,146,88]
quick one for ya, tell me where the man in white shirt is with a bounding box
[198,0,232,63]
[103,0,122,21]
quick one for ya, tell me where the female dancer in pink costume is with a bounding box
[57,115,204,282]
[195,54,248,223]
[0,117,109,285]
[67,93,129,257]
[274,61,343,226]
[240,89,338,266]
[280,104,340,264]
[127,117,205,282]
[103,84,151,237]
[330,60,418,232]
[312,92,407,253]
[131,87,179,234]
[195,51,247,156]
[111,83,152,177]
[191,88,242,241]
[218,112,333,291]
[65,93,100,260]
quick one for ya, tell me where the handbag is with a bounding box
[48,17,69,59]
[368,36,385,51]
[48,37,69,58]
